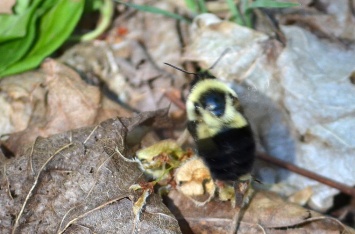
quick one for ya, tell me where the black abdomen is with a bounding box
[195,126,255,181]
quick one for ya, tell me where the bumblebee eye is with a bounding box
[200,91,226,117]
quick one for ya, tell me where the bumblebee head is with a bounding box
[186,79,247,130]
[189,71,216,88]
[163,57,248,134]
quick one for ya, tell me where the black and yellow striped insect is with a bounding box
[165,60,256,232]
[165,56,256,233]
[185,77,255,184]
[164,60,256,191]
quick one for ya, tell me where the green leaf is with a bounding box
[225,0,244,25]
[0,13,30,41]
[0,0,57,74]
[84,0,104,12]
[116,1,191,23]
[0,0,57,42]
[184,0,207,13]
[13,0,32,14]
[0,0,40,42]
[75,0,114,41]
[0,0,47,70]
[0,0,85,77]
[34,0,58,16]
[197,0,207,13]
[0,13,36,71]
[184,0,199,13]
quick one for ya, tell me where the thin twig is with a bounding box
[257,153,355,197]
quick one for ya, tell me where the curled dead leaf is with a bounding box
[174,157,215,206]
[0,110,180,234]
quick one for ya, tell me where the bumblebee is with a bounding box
[165,62,255,183]
[165,61,256,233]
[185,77,255,183]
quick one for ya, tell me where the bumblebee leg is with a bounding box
[235,174,254,207]
[230,174,254,234]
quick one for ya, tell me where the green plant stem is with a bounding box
[154,166,174,184]
[74,0,114,41]
[242,0,252,27]
[197,0,207,13]
[116,1,191,23]
[243,0,300,28]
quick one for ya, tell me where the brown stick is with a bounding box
[257,153,355,197]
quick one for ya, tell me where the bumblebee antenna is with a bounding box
[164,48,230,75]
[164,63,198,75]
[208,48,231,70]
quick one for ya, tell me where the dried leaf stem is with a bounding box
[257,153,355,197]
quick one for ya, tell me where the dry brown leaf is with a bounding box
[59,39,184,114]
[0,70,46,135]
[1,59,130,155]
[165,190,355,234]
[184,13,355,211]
[113,1,182,68]
[59,1,187,114]
[0,110,180,233]
[277,0,355,41]
[288,186,313,206]
[277,25,355,210]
